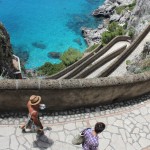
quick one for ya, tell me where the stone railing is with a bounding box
[0,72,150,111]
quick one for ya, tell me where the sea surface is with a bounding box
[0,0,104,69]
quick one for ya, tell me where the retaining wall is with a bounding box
[0,71,150,111]
[1,26,150,112]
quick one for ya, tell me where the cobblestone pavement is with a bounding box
[0,94,150,150]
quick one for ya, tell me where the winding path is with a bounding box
[110,30,150,77]
[86,41,130,78]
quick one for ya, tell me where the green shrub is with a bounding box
[128,0,136,11]
[37,62,66,76]
[60,48,83,66]
[115,6,126,14]
[115,0,136,14]
[101,31,113,46]
[126,60,131,65]
[128,27,135,38]
[101,22,126,45]
[37,47,82,76]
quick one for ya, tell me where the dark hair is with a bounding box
[94,122,105,134]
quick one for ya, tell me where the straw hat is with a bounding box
[29,95,41,105]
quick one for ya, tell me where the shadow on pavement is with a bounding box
[33,134,54,149]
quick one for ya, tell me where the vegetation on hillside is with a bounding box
[128,26,135,38]
[115,0,136,15]
[37,62,66,76]
[37,47,82,76]
[141,58,150,72]
[60,48,83,66]
[126,56,150,74]
[101,22,126,46]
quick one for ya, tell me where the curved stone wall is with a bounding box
[0,71,150,111]
[0,25,150,112]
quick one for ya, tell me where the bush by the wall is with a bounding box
[128,27,135,38]
[60,48,83,66]
[37,62,66,76]
[101,22,126,46]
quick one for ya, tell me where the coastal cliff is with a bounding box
[83,0,150,46]
[0,23,15,79]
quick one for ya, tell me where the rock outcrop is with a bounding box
[82,0,150,46]
[82,0,135,46]
[0,23,15,79]
[128,0,150,34]
[81,26,107,46]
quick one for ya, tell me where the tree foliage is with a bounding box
[60,48,83,66]
[37,48,83,76]
[37,62,65,76]
[101,22,126,45]
[128,27,135,38]
[115,0,136,14]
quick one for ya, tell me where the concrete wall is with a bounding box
[0,71,150,111]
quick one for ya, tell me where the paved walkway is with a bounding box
[0,93,150,150]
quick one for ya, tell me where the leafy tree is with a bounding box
[108,22,118,32]
[101,31,112,45]
[60,48,83,66]
[101,22,126,46]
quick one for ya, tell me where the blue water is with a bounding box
[0,0,104,69]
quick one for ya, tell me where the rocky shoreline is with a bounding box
[82,0,150,47]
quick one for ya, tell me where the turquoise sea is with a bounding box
[0,0,104,69]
